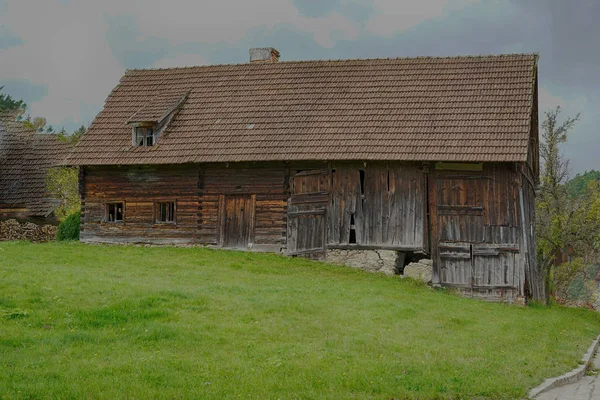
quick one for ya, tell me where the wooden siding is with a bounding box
[327,162,426,250]
[429,163,526,298]
[79,160,540,302]
[198,164,286,250]
[287,169,329,256]
[81,165,199,244]
[520,172,544,300]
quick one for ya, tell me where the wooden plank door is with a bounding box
[430,173,485,288]
[219,195,255,249]
[430,171,520,290]
[286,169,329,257]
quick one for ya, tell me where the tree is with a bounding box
[57,124,86,145]
[0,86,26,112]
[536,106,600,302]
[22,116,47,132]
[567,170,600,197]
[46,167,81,222]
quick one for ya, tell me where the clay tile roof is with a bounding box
[127,89,189,124]
[69,53,538,166]
[0,111,73,217]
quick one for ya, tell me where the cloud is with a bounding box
[290,0,374,23]
[0,79,48,105]
[101,0,360,50]
[0,24,23,49]
[291,0,342,18]
[364,0,478,36]
[0,0,124,131]
[539,86,565,111]
[104,14,170,69]
[151,53,209,69]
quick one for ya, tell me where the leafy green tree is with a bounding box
[46,167,81,222]
[536,106,580,297]
[0,86,26,111]
[22,116,47,132]
[58,125,86,145]
[567,170,600,197]
[536,106,600,302]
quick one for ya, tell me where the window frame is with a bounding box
[133,126,156,147]
[105,202,125,223]
[154,200,176,224]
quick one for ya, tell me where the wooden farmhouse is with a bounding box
[0,110,72,222]
[69,49,543,302]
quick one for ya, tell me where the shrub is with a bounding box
[56,212,80,241]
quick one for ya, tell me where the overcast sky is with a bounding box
[1,0,598,173]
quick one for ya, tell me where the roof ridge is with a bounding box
[126,52,539,73]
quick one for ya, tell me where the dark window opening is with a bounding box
[359,169,365,197]
[387,169,390,192]
[156,202,175,223]
[349,213,357,244]
[106,202,123,222]
[135,127,155,146]
[349,229,357,244]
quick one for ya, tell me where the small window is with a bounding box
[155,201,175,223]
[106,202,124,222]
[135,127,155,146]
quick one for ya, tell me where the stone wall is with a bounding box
[0,219,57,242]
[325,249,398,275]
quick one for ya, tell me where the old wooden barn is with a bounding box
[0,110,72,222]
[69,49,543,302]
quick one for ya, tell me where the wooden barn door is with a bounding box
[218,195,256,249]
[431,173,485,288]
[287,169,329,257]
[430,171,519,291]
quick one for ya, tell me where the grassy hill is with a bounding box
[1,242,599,399]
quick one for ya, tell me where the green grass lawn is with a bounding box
[1,242,599,399]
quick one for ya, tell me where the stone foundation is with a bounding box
[403,259,433,283]
[325,249,398,275]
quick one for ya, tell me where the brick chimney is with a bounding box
[249,47,280,63]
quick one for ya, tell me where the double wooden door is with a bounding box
[430,172,519,290]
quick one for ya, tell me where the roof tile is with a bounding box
[69,54,537,165]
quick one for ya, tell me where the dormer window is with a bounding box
[135,126,155,146]
[127,89,190,148]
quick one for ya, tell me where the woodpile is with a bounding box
[0,219,57,242]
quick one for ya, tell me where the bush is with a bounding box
[56,212,80,241]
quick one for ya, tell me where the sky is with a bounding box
[0,0,598,174]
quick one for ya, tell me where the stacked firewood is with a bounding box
[0,219,57,242]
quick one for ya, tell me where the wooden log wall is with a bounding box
[328,162,426,250]
[81,165,199,244]
[198,164,286,248]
